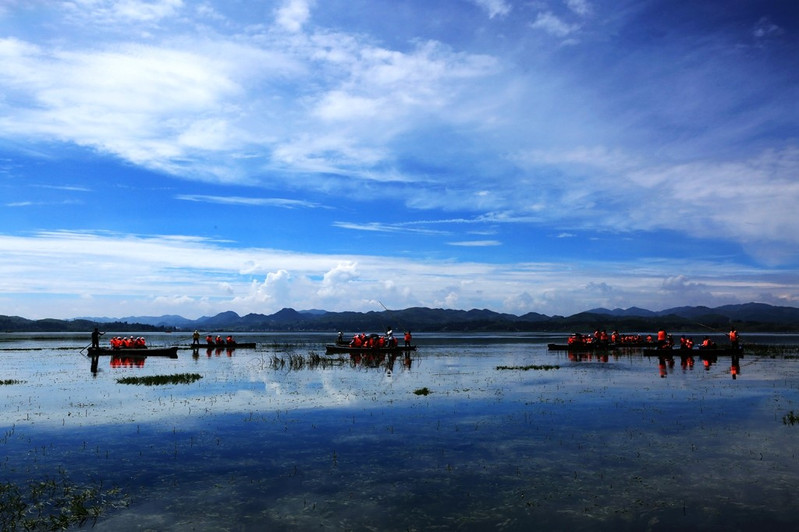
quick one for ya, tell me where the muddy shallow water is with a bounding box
[2,332,799,531]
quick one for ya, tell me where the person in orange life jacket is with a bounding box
[404,331,412,347]
[215,335,223,345]
[656,329,667,348]
[729,327,739,350]
[226,335,234,345]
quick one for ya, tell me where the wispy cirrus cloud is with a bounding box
[332,221,448,236]
[176,194,321,209]
[448,240,501,247]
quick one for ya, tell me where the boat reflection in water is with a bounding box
[110,355,146,368]
[349,351,413,373]
[191,346,235,358]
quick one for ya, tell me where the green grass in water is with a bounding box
[0,379,23,385]
[0,471,127,530]
[413,387,431,396]
[496,364,560,371]
[117,373,202,386]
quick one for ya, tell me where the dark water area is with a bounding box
[2,332,799,530]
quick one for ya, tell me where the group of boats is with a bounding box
[548,333,743,357]
[85,331,418,359]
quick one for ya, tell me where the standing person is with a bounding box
[91,327,104,349]
[404,330,412,348]
[729,327,739,350]
[656,329,668,349]
[192,330,201,346]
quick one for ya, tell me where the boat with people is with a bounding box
[325,343,416,355]
[185,341,256,350]
[325,331,416,355]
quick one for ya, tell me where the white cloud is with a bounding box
[565,0,591,17]
[318,261,360,298]
[176,195,319,208]
[470,0,511,19]
[0,231,796,319]
[275,0,311,33]
[448,240,501,247]
[65,0,185,25]
[530,11,579,38]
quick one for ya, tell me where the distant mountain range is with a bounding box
[2,302,799,333]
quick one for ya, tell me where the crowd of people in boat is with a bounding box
[567,327,740,350]
[340,329,413,349]
[108,336,148,349]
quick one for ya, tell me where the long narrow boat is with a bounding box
[325,344,416,355]
[87,346,179,358]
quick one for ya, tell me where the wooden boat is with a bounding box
[184,342,256,350]
[325,343,416,355]
[87,346,178,358]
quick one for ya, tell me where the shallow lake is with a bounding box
[2,331,799,531]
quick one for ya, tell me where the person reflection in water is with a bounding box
[730,354,741,380]
[658,354,674,378]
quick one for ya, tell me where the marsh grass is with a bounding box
[414,387,431,395]
[0,471,127,531]
[269,353,349,370]
[0,379,23,385]
[783,411,799,425]
[496,364,560,371]
[116,373,202,386]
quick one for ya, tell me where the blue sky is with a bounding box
[1,0,798,320]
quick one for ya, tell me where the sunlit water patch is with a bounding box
[2,332,799,530]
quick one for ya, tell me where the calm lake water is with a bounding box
[2,331,799,531]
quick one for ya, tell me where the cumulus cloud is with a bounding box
[318,262,360,298]
[275,0,311,32]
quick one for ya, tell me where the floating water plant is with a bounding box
[413,387,431,395]
[783,411,799,425]
[0,379,23,385]
[116,373,202,386]
[496,364,560,371]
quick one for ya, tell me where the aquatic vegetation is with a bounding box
[496,364,560,371]
[0,379,23,385]
[783,411,799,425]
[269,353,352,370]
[116,373,202,386]
[414,387,431,395]
[0,471,127,530]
